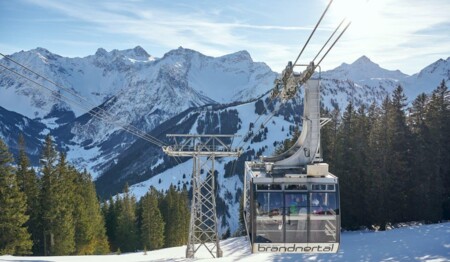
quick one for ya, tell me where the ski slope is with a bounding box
[2,222,449,262]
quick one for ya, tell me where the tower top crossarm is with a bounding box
[162,134,242,157]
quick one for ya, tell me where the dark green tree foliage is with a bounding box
[320,81,450,229]
[139,187,165,250]
[386,86,413,223]
[421,80,450,220]
[321,107,340,166]
[73,170,109,254]
[0,139,32,255]
[55,155,77,255]
[366,97,390,228]
[40,135,64,255]
[409,93,435,221]
[160,185,189,247]
[103,196,118,251]
[0,135,111,256]
[114,184,138,252]
[255,99,265,115]
[333,102,366,229]
[16,135,40,254]
[40,148,76,256]
[160,185,177,247]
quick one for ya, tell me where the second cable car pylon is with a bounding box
[162,134,241,258]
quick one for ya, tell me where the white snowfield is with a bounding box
[2,222,449,262]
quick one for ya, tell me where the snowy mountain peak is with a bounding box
[402,57,450,100]
[130,45,150,57]
[94,46,154,62]
[324,56,408,81]
[416,57,450,77]
[26,47,62,63]
[95,47,108,57]
[351,55,376,67]
[219,50,253,63]
[162,46,204,61]
[33,47,51,54]
[162,48,254,65]
[116,46,153,61]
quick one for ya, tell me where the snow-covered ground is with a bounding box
[2,222,449,262]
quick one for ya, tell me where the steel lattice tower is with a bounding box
[162,134,241,258]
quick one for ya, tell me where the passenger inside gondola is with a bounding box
[285,193,308,242]
[255,192,283,243]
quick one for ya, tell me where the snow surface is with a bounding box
[2,222,449,262]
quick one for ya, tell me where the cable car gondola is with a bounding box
[243,67,340,253]
[243,162,340,253]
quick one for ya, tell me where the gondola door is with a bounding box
[253,184,284,244]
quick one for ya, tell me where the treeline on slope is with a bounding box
[319,80,450,230]
[102,184,189,253]
[0,135,189,256]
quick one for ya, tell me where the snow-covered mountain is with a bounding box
[0,46,277,174]
[403,57,450,99]
[0,105,47,163]
[322,56,402,110]
[0,46,275,119]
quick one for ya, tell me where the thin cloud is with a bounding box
[18,0,450,74]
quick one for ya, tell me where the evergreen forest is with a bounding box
[321,81,450,229]
[0,135,189,255]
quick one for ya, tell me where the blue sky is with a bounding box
[1,0,449,75]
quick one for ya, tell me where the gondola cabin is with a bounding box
[243,161,340,253]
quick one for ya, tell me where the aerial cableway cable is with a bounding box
[0,55,178,155]
[312,18,347,64]
[0,53,167,148]
[293,0,334,67]
[234,0,352,176]
[314,20,352,69]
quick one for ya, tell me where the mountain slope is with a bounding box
[0,46,277,175]
[0,106,47,164]
[403,57,450,99]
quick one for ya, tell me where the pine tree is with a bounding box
[160,185,177,247]
[139,187,165,250]
[40,135,59,255]
[40,136,76,255]
[177,188,190,245]
[160,185,189,247]
[103,196,118,251]
[320,107,341,166]
[409,93,436,221]
[351,104,371,227]
[425,80,450,220]
[16,135,40,254]
[334,102,362,229]
[73,170,109,254]
[387,85,413,223]
[0,139,32,255]
[115,184,138,252]
[367,97,391,229]
[54,153,76,255]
